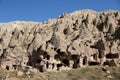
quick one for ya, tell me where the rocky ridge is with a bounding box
[0,10,120,72]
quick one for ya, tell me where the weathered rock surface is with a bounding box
[0,10,120,72]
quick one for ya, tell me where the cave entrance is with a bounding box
[109,59,117,67]
[12,65,18,70]
[71,55,79,60]
[39,66,45,72]
[103,60,117,67]
[73,61,80,68]
[103,61,109,66]
[44,52,50,60]
[56,49,66,58]
[98,50,104,58]
[27,47,47,72]
[46,54,50,60]
[36,59,41,63]
[83,56,87,65]
[46,62,49,69]
[93,54,98,61]
[106,53,119,59]
[57,63,63,71]
[63,59,69,67]
[71,54,80,68]
[89,61,100,66]
[6,66,9,70]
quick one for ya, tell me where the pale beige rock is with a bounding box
[17,71,24,77]
[107,75,113,79]
[0,44,3,56]
[0,10,120,72]
[1,31,11,49]
[106,70,111,74]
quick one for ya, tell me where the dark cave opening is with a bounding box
[46,55,50,60]
[63,59,69,67]
[26,47,47,72]
[43,52,50,60]
[93,54,98,61]
[57,63,63,71]
[39,66,44,72]
[89,62,100,66]
[46,62,49,69]
[12,65,18,70]
[56,49,66,56]
[52,63,55,69]
[106,53,119,59]
[54,54,60,60]
[73,61,80,68]
[71,55,79,60]
[83,56,87,65]
[103,61,109,66]
[6,66,9,70]
[36,59,41,63]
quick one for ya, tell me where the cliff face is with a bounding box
[0,10,120,72]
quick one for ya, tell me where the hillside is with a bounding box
[0,10,120,79]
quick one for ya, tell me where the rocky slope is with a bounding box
[0,10,120,72]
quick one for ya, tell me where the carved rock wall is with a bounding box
[0,10,120,72]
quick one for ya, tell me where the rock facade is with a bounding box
[0,10,120,72]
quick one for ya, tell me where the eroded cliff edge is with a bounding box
[0,10,120,72]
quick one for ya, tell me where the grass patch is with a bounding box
[0,66,120,80]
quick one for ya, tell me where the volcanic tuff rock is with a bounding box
[0,10,120,72]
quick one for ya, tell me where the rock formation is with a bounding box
[0,10,120,72]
